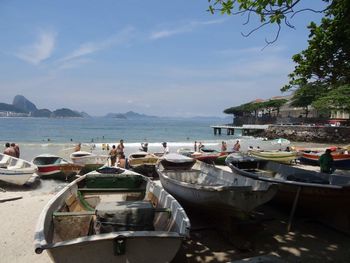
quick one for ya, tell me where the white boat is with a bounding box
[70,151,109,173]
[34,167,190,263]
[0,153,37,185]
[158,153,196,171]
[156,154,277,215]
[32,154,83,181]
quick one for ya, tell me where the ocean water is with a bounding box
[0,117,292,161]
[0,117,231,143]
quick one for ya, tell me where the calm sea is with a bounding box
[0,117,251,160]
[0,117,234,143]
[0,117,323,164]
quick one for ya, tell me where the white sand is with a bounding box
[0,191,52,263]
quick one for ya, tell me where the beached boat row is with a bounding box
[2,145,350,262]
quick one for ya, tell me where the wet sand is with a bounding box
[1,178,350,263]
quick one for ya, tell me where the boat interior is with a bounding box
[49,173,181,243]
[0,154,32,170]
[33,156,65,165]
[159,161,272,191]
[230,159,350,185]
[0,154,11,168]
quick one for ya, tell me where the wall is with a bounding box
[262,125,350,143]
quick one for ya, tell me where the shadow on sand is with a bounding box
[172,204,350,262]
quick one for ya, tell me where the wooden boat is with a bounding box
[156,154,277,216]
[226,156,350,232]
[32,154,83,181]
[249,150,298,164]
[70,151,109,173]
[34,167,190,263]
[159,153,196,170]
[127,152,159,177]
[176,148,194,157]
[299,150,350,169]
[0,153,37,185]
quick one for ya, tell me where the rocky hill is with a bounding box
[12,95,37,112]
[51,108,82,118]
[105,111,157,119]
[0,95,83,118]
[0,103,26,113]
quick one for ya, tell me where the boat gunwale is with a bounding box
[156,166,252,192]
[227,160,347,189]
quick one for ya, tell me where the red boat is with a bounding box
[300,150,350,169]
[32,154,83,181]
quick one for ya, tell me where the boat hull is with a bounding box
[0,153,37,185]
[227,157,350,233]
[249,150,297,164]
[157,160,277,215]
[300,152,350,169]
[37,164,82,181]
[128,153,159,177]
[44,234,182,263]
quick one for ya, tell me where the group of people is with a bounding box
[193,140,241,153]
[109,139,126,167]
[108,140,171,167]
[3,142,20,158]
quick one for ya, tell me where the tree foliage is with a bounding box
[312,85,350,112]
[282,0,350,91]
[208,0,329,44]
[223,99,287,117]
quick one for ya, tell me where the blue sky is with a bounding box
[0,1,326,117]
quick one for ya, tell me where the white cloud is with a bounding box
[15,30,56,65]
[149,18,226,40]
[60,26,135,63]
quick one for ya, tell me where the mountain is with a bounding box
[0,103,27,113]
[124,111,157,119]
[51,108,82,118]
[104,111,157,119]
[76,111,91,118]
[105,113,127,119]
[12,95,37,113]
[31,109,52,117]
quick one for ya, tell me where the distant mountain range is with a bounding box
[105,111,231,121]
[105,111,157,119]
[0,95,231,120]
[0,95,87,118]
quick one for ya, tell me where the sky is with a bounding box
[0,0,327,117]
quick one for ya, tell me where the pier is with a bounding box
[211,124,269,136]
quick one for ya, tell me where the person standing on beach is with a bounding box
[233,140,241,152]
[117,139,125,158]
[198,142,204,151]
[10,143,20,158]
[221,141,227,152]
[109,145,117,166]
[162,142,170,154]
[194,141,197,152]
[319,149,334,174]
[141,142,148,152]
[118,153,127,168]
[74,143,81,152]
[3,142,16,157]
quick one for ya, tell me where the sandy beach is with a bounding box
[1,176,350,263]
